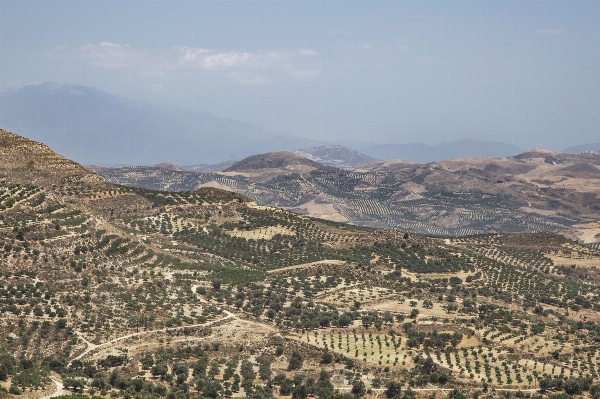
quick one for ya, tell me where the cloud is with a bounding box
[176,47,254,69]
[296,48,318,57]
[50,43,320,85]
[80,42,145,68]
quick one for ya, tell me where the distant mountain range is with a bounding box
[1,83,534,166]
[563,143,600,154]
[349,139,524,163]
[0,83,320,166]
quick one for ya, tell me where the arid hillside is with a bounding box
[3,129,600,399]
[92,148,600,242]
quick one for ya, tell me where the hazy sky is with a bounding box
[1,1,599,150]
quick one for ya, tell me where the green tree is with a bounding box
[241,360,256,381]
[288,351,304,371]
[385,381,402,399]
[351,380,366,397]
[316,370,334,399]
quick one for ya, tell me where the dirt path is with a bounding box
[38,378,64,399]
[48,379,65,398]
[73,311,234,362]
[267,259,346,274]
[72,287,234,362]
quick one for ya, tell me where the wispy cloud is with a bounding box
[49,42,320,85]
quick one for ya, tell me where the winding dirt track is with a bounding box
[72,310,234,361]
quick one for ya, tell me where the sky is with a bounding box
[1,1,599,151]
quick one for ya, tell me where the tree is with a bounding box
[403,388,416,399]
[383,311,394,324]
[409,309,419,319]
[351,380,366,397]
[539,378,552,393]
[203,379,223,398]
[385,381,402,399]
[316,370,334,399]
[280,378,294,396]
[241,360,257,381]
[447,389,466,399]
[151,362,168,378]
[305,378,317,396]
[259,361,272,381]
[338,312,353,327]
[563,379,582,395]
[63,377,86,392]
[292,384,308,399]
[590,384,600,399]
[445,304,458,314]
[140,353,154,370]
[321,352,333,364]
[288,351,304,371]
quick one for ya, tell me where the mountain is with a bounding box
[3,128,600,397]
[295,145,378,168]
[351,138,523,163]
[224,151,326,172]
[0,82,321,166]
[91,147,600,241]
[563,143,600,154]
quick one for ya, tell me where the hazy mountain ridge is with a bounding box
[1,83,528,167]
[563,143,600,154]
[351,138,524,163]
[0,83,321,165]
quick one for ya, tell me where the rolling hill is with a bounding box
[91,149,600,242]
[2,129,600,399]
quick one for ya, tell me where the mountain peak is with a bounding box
[224,151,325,172]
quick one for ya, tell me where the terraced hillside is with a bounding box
[92,150,600,241]
[3,129,600,399]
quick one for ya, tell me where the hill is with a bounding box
[93,148,600,241]
[0,83,320,165]
[224,151,327,172]
[3,129,600,399]
[295,145,378,168]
